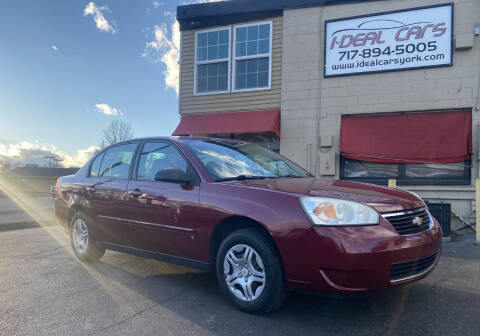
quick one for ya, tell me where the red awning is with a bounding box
[340,110,472,163]
[173,110,280,137]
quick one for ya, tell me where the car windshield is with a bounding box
[183,139,310,181]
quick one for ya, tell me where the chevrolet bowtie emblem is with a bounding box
[412,216,423,226]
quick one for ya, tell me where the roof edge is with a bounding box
[177,0,383,30]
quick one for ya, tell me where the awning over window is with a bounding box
[340,110,472,163]
[172,110,280,137]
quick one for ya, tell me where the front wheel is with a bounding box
[70,212,105,262]
[216,228,288,313]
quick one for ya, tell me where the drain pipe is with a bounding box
[477,125,480,244]
[476,179,480,244]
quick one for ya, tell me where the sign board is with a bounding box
[324,4,453,77]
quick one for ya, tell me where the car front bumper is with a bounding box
[277,216,442,294]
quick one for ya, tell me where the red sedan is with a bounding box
[54,137,442,313]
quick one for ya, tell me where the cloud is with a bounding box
[52,45,58,51]
[0,140,98,168]
[164,10,175,19]
[83,2,117,34]
[180,0,222,4]
[143,23,180,95]
[152,1,163,8]
[95,103,123,116]
[143,0,222,95]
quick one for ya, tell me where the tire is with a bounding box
[216,228,288,313]
[70,212,105,262]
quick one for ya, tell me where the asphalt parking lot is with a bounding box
[1,197,480,336]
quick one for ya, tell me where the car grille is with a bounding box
[382,207,431,236]
[390,253,438,282]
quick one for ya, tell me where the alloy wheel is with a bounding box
[72,218,89,255]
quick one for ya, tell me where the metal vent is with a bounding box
[390,253,438,283]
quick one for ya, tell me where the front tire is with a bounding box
[70,212,105,262]
[216,228,288,313]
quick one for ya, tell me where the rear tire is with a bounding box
[216,228,288,313]
[70,212,105,262]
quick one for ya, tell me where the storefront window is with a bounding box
[233,132,279,152]
[207,132,279,152]
[339,109,472,186]
[341,157,471,185]
[343,160,399,178]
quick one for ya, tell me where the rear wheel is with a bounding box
[70,212,105,262]
[216,228,288,313]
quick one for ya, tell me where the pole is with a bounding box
[388,179,397,188]
[476,179,480,244]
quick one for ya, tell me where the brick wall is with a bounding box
[281,0,480,220]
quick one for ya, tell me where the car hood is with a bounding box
[228,178,423,212]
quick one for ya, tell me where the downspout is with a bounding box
[475,43,480,179]
[178,28,183,123]
[314,6,325,177]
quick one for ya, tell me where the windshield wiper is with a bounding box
[280,174,304,178]
[215,175,269,182]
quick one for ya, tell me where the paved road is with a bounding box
[1,224,480,336]
[0,194,54,230]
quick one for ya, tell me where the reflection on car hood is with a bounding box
[228,178,424,212]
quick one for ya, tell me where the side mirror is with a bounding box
[155,168,192,184]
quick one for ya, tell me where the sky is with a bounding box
[0,0,219,168]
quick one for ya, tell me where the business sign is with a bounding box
[324,4,453,77]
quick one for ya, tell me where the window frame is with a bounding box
[88,141,139,181]
[133,140,201,186]
[194,26,232,96]
[339,155,472,186]
[232,21,273,93]
[87,152,105,178]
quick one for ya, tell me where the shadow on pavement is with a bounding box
[2,224,479,336]
[86,247,480,336]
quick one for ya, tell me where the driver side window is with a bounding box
[137,142,188,182]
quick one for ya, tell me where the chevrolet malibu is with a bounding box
[54,137,442,313]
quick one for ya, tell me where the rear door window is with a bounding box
[99,143,137,179]
[89,153,104,178]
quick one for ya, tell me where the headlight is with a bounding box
[300,197,379,226]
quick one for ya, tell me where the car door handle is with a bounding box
[128,189,143,198]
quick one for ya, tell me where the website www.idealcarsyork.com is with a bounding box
[332,53,446,71]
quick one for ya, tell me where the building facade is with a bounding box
[174,0,480,223]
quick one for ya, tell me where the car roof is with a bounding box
[104,136,246,148]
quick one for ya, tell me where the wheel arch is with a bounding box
[209,216,284,270]
[67,204,85,229]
